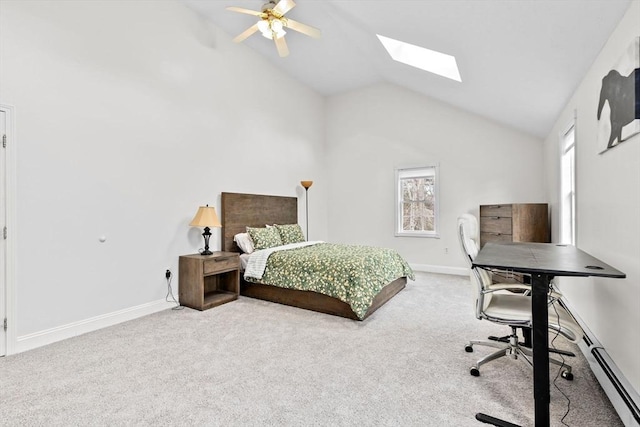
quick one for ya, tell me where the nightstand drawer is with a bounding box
[203,256,239,275]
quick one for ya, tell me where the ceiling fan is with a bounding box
[227,0,321,57]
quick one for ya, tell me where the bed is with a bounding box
[221,192,413,320]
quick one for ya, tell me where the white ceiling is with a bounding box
[181,0,633,138]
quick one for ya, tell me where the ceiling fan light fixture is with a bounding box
[271,18,284,33]
[257,17,286,39]
[257,19,271,38]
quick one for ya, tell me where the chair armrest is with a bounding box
[485,283,532,293]
[485,283,563,300]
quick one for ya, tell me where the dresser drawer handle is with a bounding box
[214,257,231,262]
[492,216,501,220]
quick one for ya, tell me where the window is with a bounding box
[395,165,439,237]
[560,122,576,245]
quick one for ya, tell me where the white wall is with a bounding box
[543,1,640,395]
[0,0,328,339]
[326,83,545,269]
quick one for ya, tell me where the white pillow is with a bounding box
[234,232,255,254]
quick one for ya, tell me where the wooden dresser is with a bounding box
[479,204,549,248]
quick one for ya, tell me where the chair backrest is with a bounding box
[458,214,493,317]
[457,214,480,266]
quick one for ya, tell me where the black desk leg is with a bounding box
[476,413,521,427]
[531,274,551,427]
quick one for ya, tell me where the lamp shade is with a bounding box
[301,180,313,189]
[189,205,221,228]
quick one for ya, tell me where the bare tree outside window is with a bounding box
[401,176,435,231]
[395,166,439,237]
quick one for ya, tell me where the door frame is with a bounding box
[0,104,17,356]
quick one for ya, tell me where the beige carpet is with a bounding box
[0,273,622,426]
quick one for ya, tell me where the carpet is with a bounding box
[0,272,622,426]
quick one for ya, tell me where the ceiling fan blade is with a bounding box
[274,35,290,57]
[272,0,295,17]
[226,6,265,17]
[284,18,321,39]
[233,23,259,43]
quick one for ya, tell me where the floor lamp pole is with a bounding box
[305,189,309,240]
[300,181,313,240]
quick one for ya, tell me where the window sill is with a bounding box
[395,232,440,238]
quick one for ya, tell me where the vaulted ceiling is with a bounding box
[182,0,633,138]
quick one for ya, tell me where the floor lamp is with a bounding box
[301,180,313,240]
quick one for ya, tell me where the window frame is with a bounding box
[559,119,576,245]
[394,165,440,238]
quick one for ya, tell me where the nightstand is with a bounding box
[178,252,240,310]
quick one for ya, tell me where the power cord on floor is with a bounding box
[550,302,571,426]
[165,270,184,310]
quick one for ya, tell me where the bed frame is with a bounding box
[220,192,406,320]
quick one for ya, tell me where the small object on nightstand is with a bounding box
[189,204,221,255]
[178,252,240,310]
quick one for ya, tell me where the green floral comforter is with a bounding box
[245,243,414,319]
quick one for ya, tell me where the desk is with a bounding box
[472,242,625,427]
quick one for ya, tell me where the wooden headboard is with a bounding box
[221,192,298,252]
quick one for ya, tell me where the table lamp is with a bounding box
[189,204,221,255]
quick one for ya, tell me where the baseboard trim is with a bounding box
[410,263,468,276]
[13,298,176,354]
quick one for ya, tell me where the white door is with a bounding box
[0,109,6,356]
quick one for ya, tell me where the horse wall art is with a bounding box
[597,37,640,153]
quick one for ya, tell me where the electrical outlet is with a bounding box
[165,269,171,279]
[445,247,449,254]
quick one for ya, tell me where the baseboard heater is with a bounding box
[562,301,640,427]
[582,337,640,427]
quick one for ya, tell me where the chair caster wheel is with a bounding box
[470,367,480,377]
[465,345,474,353]
[561,371,573,381]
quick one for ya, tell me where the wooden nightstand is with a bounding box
[178,252,240,310]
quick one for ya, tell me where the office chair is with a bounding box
[457,214,583,379]
[458,213,532,346]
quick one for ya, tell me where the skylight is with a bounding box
[376,34,461,82]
